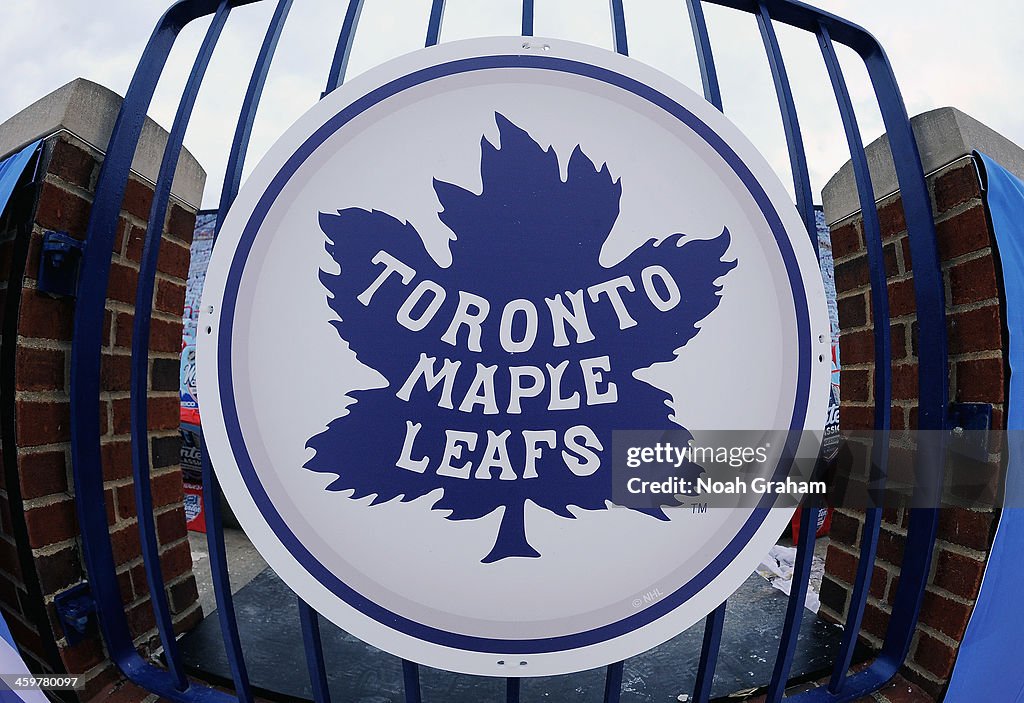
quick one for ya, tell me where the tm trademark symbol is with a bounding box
[691,502,708,514]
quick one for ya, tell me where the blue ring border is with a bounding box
[216,54,814,655]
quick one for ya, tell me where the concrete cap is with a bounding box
[0,78,206,209]
[822,107,1024,225]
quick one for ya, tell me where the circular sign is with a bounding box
[198,37,829,676]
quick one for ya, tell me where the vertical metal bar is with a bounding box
[70,3,247,700]
[817,22,892,695]
[219,0,293,220]
[506,677,521,703]
[522,0,534,36]
[684,0,723,111]
[852,20,946,440]
[323,0,366,96]
[692,602,726,703]
[402,660,422,703]
[193,3,296,694]
[426,0,446,47]
[755,9,822,696]
[191,4,297,702]
[830,509,883,691]
[874,514,941,676]
[298,598,332,703]
[860,28,947,677]
[130,1,231,691]
[765,499,819,702]
[72,13,176,681]
[609,0,628,55]
[202,463,255,702]
[603,661,624,703]
[755,1,817,253]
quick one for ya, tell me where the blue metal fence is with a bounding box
[68,1,947,701]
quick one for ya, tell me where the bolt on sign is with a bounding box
[198,38,830,676]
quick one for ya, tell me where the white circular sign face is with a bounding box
[198,37,830,676]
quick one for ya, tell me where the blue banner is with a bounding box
[946,152,1024,702]
[180,211,217,427]
[0,141,40,219]
[0,611,48,702]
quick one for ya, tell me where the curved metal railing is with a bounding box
[68,1,947,701]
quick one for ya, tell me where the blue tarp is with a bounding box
[0,140,44,703]
[945,152,1024,703]
[0,141,40,216]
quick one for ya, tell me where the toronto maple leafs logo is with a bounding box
[305,113,736,563]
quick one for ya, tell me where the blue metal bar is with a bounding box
[755,7,820,696]
[72,17,176,680]
[506,677,521,703]
[402,660,422,703]
[219,0,293,221]
[609,0,628,55]
[298,598,332,703]
[323,0,365,96]
[862,30,946,682]
[829,512,883,692]
[684,0,723,111]
[756,1,817,254]
[195,6,294,694]
[703,0,890,47]
[522,0,534,36]
[70,2,256,700]
[202,463,255,702]
[765,500,819,702]
[603,661,623,703]
[426,0,446,47]
[130,1,231,691]
[817,22,892,695]
[692,602,726,702]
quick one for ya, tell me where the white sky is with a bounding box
[1,1,1021,209]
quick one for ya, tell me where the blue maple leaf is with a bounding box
[306,113,736,562]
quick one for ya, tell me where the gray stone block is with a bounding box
[823,107,1024,225]
[0,78,206,209]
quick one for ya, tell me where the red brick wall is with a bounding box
[0,133,201,700]
[821,159,1002,697]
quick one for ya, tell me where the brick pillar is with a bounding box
[0,79,206,700]
[820,107,1024,697]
